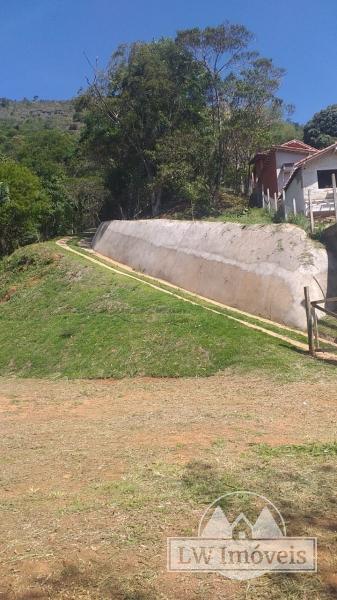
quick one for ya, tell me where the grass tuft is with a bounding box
[254,442,337,457]
[181,460,239,503]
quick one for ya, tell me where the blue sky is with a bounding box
[1,0,336,123]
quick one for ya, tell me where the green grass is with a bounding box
[0,241,336,379]
[180,459,240,503]
[254,442,337,457]
[169,205,307,228]
[69,238,311,345]
[317,315,337,343]
[211,207,274,225]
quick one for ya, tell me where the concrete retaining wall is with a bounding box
[92,219,337,329]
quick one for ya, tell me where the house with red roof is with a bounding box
[250,140,317,203]
[283,142,337,216]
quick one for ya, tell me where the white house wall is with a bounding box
[284,171,305,214]
[275,149,309,192]
[302,150,337,202]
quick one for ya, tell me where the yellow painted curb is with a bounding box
[56,239,337,362]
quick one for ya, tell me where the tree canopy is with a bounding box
[0,158,51,255]
[80,23,287,218]
[0,21,307,257]
[304,104,337,149]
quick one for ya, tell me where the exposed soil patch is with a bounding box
[0,373,337,598]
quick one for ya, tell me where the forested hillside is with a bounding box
[0,98,78,131]
[0,97,107,256]
[0,22,306,258]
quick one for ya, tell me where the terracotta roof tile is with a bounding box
[282,142,337,192]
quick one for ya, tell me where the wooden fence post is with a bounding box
[332,173,337,222]
[274,193,278,212]
[313,308,320,350]
[308,190,314,233]
[282,190,287,220]
[304,286,315,356]
[262,191,265,210]
[292,198,297,215]
[267,188,270,212]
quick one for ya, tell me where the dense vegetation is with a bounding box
[0,98,77,130]
[80,23,299,218]
[304,103,337,149]
[0,21,311,257]
[0,98,109,255]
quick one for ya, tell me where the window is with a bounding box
[317,169,337,189]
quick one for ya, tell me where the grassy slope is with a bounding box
[210,207,274,224]
[69,238,310,346]
[165,202,312,232]
[0,99,78,131]
[0,242,335,380]
[164,200,276,226]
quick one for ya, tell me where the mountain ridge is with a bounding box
[0,98,80,132]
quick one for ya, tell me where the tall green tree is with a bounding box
[176,23,285,194]
[0,159,51,256]
[15,129,76,179]
[269,119,303,146]
[82,38,208,216]
[304,104,337,149]
[80,22,286,216]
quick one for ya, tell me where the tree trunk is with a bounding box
[151,188,162,217]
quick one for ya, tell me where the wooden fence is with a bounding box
[304,285,337,356]
[261,189,279,213]
[262,173,337,233]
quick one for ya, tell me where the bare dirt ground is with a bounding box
[1,373,337,599]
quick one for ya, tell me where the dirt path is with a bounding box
[1,374,337,599]
[1,374,337,448]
